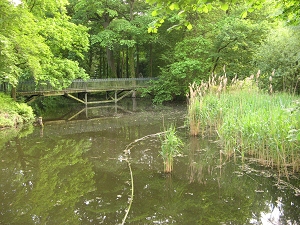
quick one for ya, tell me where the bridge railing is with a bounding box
[67,77,152,91]
[16,77,154,93]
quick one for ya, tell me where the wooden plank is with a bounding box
[65,93,85,104]
[116,90,134,102]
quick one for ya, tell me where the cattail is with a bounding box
[223,77,228,90]
[256,70,260,79]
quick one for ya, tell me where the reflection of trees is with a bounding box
[128,134,297,224]
[1,139,95,224]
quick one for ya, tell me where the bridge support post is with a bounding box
[84,93,88,105]
[114,91,117,104]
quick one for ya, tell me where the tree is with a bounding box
[252,25,300,94]
[146,3,272,103]
[146,0,300,32]
[0,0,89,90]
[146,0,269,32]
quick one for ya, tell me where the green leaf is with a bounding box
[220,3,229,11]
[186,23,193,30]
[169,3,179,11]
[151,10,158,17]
[241,11,248,18]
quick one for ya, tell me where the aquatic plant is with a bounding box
[160,125,183,173]
[218,91,299,172]
[187,71,300,175]
[187,73,227,136]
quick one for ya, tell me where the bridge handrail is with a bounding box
[16,77,156,93]
[72,77,153,82]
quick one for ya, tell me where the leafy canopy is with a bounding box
[0,0,89,88]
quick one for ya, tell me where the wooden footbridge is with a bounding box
[15,77,154,104]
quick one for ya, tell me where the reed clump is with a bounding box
[187,70,300,175]
[160,125,183,173]
[187,72,228,136]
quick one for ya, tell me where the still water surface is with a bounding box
[1,99,299,224]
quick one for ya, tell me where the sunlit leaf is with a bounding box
[151,10,158,17]
[169,3,179,11]
[241,11,248,18]
[186,23,193,30]
[220,3,229,11]
[248,8,254,13]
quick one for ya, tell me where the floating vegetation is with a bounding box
[187,70,300,176]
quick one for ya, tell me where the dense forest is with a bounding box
[0,0,299,103]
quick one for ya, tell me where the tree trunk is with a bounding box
[128,47,135,78]
[149,41,153,77]
[11,86,16,100]
[103,13,117,78]
[106,47,117,78]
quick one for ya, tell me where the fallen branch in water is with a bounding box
[121,155,134,225]
[120,125,185,224]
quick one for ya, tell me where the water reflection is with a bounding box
[0,99,299,224]
[1,138,95,224]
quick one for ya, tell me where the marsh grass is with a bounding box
[160,125,183,173]
[187,71,300,175]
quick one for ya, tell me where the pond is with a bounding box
[1,98,299,224]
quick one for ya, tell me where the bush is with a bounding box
[0,93,35,128]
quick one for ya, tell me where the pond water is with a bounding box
[1,98,299,225]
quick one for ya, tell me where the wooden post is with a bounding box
[114,90,118,104]
[85,104,88,118]
[37,117,44,127]
[84,92,88,105]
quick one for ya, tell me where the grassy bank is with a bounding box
[187,75,300,175]
[0,93,35,128]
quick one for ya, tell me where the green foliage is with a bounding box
[160,125,183,173]
[143,73,186,104]
[146,0,271,31]
[189,83,299,173]
[0,93,35,128]
[252,25,300,94]
[0,0,89,88]
[218,91,299,173]
[277,0,300,25]
[186,73,299,174]
[146,3,272,103]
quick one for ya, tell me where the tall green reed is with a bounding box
[187,71,300,175]
[160,125,183,173]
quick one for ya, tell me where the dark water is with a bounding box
[1,99,299,225]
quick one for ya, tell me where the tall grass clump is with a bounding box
[219,92,299,169]
[187,82,202,136]
[160,125,183,173]
[187,70,300,175]
[187,72,227,136]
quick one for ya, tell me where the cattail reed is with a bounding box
[160,125,183,173]
[187,69,300,176]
